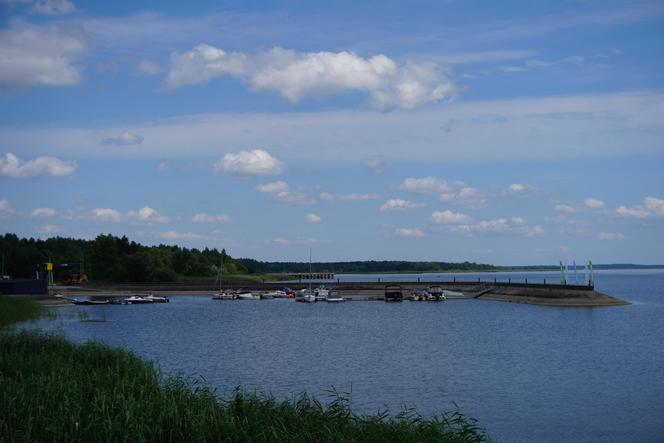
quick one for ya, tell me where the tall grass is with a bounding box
[0,296,43,327]
[0,331,489,442]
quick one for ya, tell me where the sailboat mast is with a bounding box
[309,247,312,292]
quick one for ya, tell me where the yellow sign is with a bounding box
[45,263,53,271]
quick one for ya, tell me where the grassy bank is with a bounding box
[0,297,489,442]
[0,295,43,327]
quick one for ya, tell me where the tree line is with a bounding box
[0,233,246,283]
[1,233,498,283]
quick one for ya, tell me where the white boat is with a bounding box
[296,248,317,303]
[314,286,329,301]
[442,289,464,298]
[212,291,236,300]
[124,295,153,304]
[427,286,446,301]
[325,290,344,303]
[143,294,169,303]
[263,290,286,299]
[296,289,316,303]
[237,292,260,300]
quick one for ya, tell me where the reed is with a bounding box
[0,295,43,327]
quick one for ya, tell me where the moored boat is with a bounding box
[237,292,260,300]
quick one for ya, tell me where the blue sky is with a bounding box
[1,0,663,264]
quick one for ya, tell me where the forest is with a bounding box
[0,233,497,283]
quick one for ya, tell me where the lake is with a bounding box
[26,269,664,442]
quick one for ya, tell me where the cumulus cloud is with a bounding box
[164,45,454,110]
[305,213,321,223]
[645,197,664,216]
[256,181,315,205]
[31,207,57,217]
[379,198,424,212]
[507,183,537,196]
[0,199,15,216]
[364,156,385,174]
[0,23,87,89]
[90,206,169,225]
[136,59,162,76]
[34,224,60,234]
[615,205,650,219]
[214,149,284,176]
[102,131,144,145]
[0,152,76,178]
[319,192,379,202]
[584,197,605,210]
[598,232,624,241]
[554,204,577,213]
[399,176,485,207]
[454,217,540,237]
[192,212,231,223]
[396,227,425,238]
[431,210,469,224]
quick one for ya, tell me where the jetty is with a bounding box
[48,279,629,307]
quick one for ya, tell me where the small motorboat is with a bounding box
[143,294,169,303]
[409,289,427,301]
[314,286,329,301]
[70,298,111,305]
[295,289,316,303]
[384,285,403,302]
[237,292,260,300]
[325,290,345,303]
[212,291,236,300]
[123,295,154,304]
[442,289,464,298]
[264,290,288,298]
[427,286,446,301]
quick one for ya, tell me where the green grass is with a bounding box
[0,296,43,328]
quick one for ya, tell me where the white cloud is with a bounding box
[90,206,168,225]
[305,213,321,223]
[0,152,76,178]
[31,207,57,217]
[598,232,624,241]
[554,204,577,213]
[431,210,469,224]
[165,45,454,110]
[583,197,605,210]
[507,183,537,196]
[136,59,162,76]
[364,156,385,174]
[319,192,380,202]
[525,225,545,237]
[159,231,212,241]
[645,197,664,216]
[0,199,15,217]
[34,224,60,234]
[396,227,425,238]
[615,205,649,219]
[214,149,284,176]
[102,131,144,145]
[614,196,664,219]
[379,198,424,212]
[0,23,86,89]
[399,176,453,195]
[256,181,315,205]
[453,186,486,208]
[192,212,231,223]
[31,0,74,15]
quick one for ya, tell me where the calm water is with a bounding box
[27,270,664,442]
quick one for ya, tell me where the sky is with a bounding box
[0,0,663,265]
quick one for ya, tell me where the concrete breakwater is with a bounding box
[54,280,629,307]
